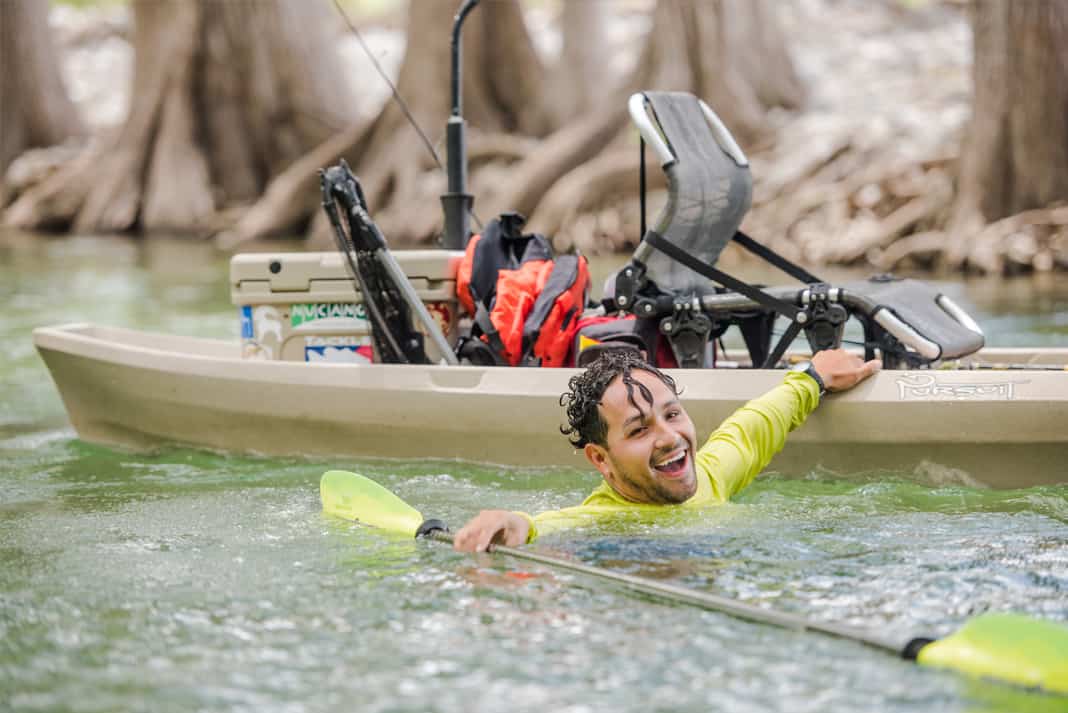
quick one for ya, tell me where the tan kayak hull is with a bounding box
[34,323,1068,489]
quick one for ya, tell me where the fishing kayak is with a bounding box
[31,74,1068,489]
[33,321,1068,489]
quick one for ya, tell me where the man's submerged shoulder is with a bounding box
[580,481,628,507]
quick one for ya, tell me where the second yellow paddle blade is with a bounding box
[320,470,424,538]
[918,612,1068,695]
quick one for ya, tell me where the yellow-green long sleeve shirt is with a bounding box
[519,371,821,542]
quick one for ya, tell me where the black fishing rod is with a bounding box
[332,0,482,249]
[321,1,491,364]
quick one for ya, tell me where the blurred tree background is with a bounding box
[3,0,1068,275]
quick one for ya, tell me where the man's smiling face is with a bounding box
[583,369,698,504]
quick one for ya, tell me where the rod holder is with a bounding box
[441,0,480,250]
[441,116,473,249]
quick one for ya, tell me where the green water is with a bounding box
[2,235,1067,712]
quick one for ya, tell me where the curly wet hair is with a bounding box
[559,350,679,449]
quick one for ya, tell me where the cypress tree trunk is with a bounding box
[6,0,354,235]
[524,0,804,245]
[0,0,84,207]
[948,0,1068,269]
[225,0,556,247]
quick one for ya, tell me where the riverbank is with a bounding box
[7,1,1068,274]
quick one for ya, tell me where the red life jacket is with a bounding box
[457,213,589,367]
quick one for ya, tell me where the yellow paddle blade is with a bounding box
[917,612,1068,695]
[320,470,425,537]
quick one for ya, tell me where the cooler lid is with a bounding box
[230,250,462,293]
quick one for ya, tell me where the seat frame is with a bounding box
[611,91,984,369]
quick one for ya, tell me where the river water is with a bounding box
[2,235,1067,713]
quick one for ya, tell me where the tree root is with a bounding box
[965,204,1068,274]
[527,148,664,242]
[871,205,1068,274]
[216,119,372,250]
[870,230,946,271]
[816,170,953,264]
[481,107,631,221]
[467,131,537,167]
[3,147,98,231]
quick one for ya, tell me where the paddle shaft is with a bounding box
[322,471,1068,693]
[425,531,905,655]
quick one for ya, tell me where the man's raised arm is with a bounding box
[697,349,880,500]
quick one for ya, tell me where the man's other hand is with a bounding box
[811,349,882,392]
[453,510,531,552]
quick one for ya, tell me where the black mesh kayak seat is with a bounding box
[635,91,753,295]
[612,91,984,368]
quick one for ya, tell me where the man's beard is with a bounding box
[611,442,696,505]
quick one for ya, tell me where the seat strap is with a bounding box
[731,230,823,284]
[644,231,801,319]
[761,319,804,369]
[474,303,507,356]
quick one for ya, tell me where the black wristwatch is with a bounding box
[790,360,827,400]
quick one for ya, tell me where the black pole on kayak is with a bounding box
[441,0,480,250]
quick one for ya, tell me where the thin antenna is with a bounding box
[331,0,443,172]
[639,135,647,239]
[331,0,482,244]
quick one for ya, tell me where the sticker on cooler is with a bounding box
[255,306,283,342]
[424,302,453,335]
[240,305,254,339]
[304,336,374,364]
[290,302,368,329]
[241,305,282,360]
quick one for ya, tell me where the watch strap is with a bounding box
[803,363,826,399]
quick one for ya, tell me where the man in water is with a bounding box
[453,348,881,552]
